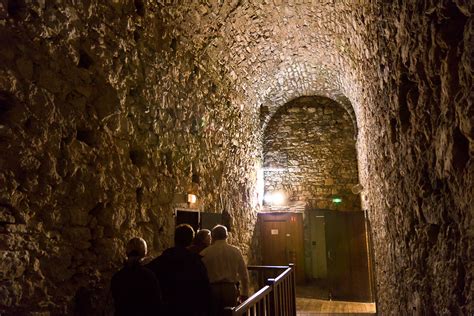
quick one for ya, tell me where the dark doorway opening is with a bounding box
[174,208,224,231]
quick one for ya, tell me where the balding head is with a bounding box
[126,237,147,258]
[211,225,228,241]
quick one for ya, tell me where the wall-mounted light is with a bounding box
[187,194,197,204]
[264,191,286,205]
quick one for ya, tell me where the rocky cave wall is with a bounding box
[0,1,260,314]
[358,2,473,314]
[263,96,360,211]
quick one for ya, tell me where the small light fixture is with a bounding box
[187,194,197,204]
[332,197,342,204]
[264,191,286,206]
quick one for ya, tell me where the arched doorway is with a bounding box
[259,96,374,302]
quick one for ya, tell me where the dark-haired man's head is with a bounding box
[211,225,228,241]
[174,224,195,247]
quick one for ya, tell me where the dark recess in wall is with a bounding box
[134,0,145,17]
[7,0,26,18]
[78,50,94,69]
[129,149,146,167]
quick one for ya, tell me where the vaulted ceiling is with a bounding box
[155,1,377,128]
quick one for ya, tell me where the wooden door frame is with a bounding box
[258,212,305,284]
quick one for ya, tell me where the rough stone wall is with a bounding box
[0,1,260,314]
[357,2,473,315]
[263,96,360,211]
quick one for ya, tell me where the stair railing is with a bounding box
[225,264,296,316]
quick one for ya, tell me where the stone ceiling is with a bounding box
[158,0,377,130]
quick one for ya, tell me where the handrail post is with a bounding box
[241,265,297,315]
[223,306,234,316]
[266,278,276,316]
[289,263,297,316]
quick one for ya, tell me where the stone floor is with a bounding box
[296,282,376,315]
[296,297,376,315]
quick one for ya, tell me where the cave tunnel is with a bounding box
[0,1,472,315]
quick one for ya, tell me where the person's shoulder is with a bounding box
[187,244,198,253]
[111,266,125,282]
[141,255,154,265]
[138,264,160,281]
[154,247,177,261]
[185,248,204,261]
[145,255,159,268]
[161,246,176,256]
[145,250,170,270]
[200,244,213,255]
[111,264,135,285]
[227,243,241,251]
[139,263,156,274]
[228,243,244,255]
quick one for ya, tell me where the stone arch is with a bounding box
[250,60,358,137]
[262,95,360,211]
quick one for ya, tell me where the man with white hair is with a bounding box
[200,225,249,315]
[111,237,162,315]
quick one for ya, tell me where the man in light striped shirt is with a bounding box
[200,225,250,315]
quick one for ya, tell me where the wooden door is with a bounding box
[261,219,288,265]
[309,212,327,279]
[325,210,372,302]
[325,211,352,299]
[346,212,372,301]
[259,212,305,283]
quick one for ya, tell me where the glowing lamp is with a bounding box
[187,194,197,204]
[264,191,286,205]
[332,197,342,204]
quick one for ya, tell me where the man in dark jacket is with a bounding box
[111,237,162,315]
[147,224,211,316]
